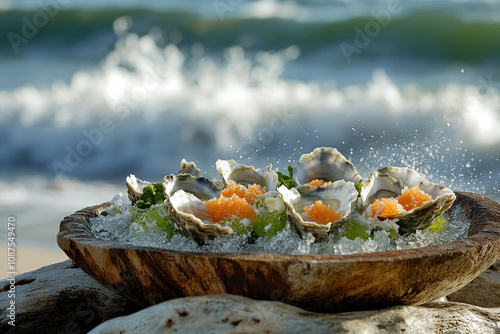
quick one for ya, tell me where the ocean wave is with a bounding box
[0,29,499,201]
[2,8,500,63]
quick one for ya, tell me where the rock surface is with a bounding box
[448,260,500,308]
[2,259,500,334]
[0,260,141,334]
[89,293,500,334]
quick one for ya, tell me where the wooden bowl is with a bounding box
[57,192,500,312]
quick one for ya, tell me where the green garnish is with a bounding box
[135,183,167,209]
[277,165,297,189]
[223,197,287,241]
[252,210,287,238]
[388,229,399,239]
[100,211,108,216]
[342,219,370,241]
[354,182,363,197]
[226,219,252,235]
[426,216,446,233]
[131,205,180,241]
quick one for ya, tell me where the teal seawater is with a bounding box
[2,9,500,63]
[0,4,499,202]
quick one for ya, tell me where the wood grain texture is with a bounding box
[57,192,500,313]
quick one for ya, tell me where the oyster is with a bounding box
[278,180,358,241]
[165,190,233,245]
[179,159,202,177]
[216,159,279,191]
[360,167,456,234]
[126,174,153,204]
[126,160,202,204]
[292,147,362,186]
[163,174,219,201]
[165,163,284,244]
[163,171,227,244]
[162,159,219,201]
[359,172,404,206]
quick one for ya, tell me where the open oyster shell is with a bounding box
[216,159,279,191]
[164,159,219,200]
[163,171,226,244]
[179,159,202,177]
[126,174,154,204]
[163,174,219,201]
[278,181,358,241]
[164,190,233,245]
[126,160,202,205]
[292,147,362,186]
[360,167,456,234]
[359,172,404,205]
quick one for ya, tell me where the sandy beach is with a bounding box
[0,178,121,280]
[1,246,69,280]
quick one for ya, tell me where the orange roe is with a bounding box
[220,182,265,205]
[303,200,343,225]
[308,179,332,187]
[368,198,402,218]
[205,194,256,223]
[396,185,431,211]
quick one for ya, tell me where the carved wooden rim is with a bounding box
[58,192,500,312]
[58,192,500,262]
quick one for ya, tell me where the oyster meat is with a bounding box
[163,173,219,201]
[165,189,233,245]
[292,147,362,186]
[278,180,358,241]
[359,172,404,206]
[359,167,456,234]
[163,160,230,243]
[216,159,279,191]
[165,160,287,244]
[163,171,228,244]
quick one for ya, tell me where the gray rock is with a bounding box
[0,260,140,334]
[90,293,500,334]
[3,259,500,334]
[448,260,500,308]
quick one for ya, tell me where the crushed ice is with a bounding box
[89,194,471,255]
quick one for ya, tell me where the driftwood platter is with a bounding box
[58,192,500,312]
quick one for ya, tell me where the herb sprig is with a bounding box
[277,165,297,189]
[136,183,167,209]
[354,182,363,197]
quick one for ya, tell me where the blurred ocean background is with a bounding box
[0,0,499,253]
